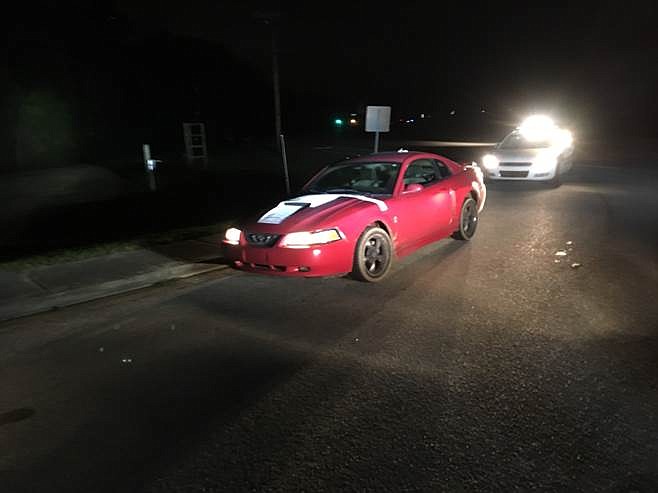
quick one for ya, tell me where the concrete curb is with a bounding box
[0,262,230,323]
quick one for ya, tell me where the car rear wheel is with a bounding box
[452,197,478,241]
[351,226,393,282]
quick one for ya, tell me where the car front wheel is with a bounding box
[351,226,393,282]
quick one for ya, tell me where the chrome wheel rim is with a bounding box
[462,202,477,236]
[362,234,389,277]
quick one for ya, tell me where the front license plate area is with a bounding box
[244,249,268,265]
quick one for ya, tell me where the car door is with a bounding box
[387,158,454,251]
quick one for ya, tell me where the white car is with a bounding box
[481,116,574,184]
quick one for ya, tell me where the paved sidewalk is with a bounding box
[0,235,229,322]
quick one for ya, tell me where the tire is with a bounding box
[451,197,478,241]
[351,226,393,282]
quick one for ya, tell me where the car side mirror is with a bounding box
[402,183,423,194]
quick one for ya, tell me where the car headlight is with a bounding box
[280,228,343,248]
[481,154,499,171]
[223,227,242,245]
[551,129,573,153]
[533,154,557,173]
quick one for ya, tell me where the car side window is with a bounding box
[433,159,452,178]
[403,159,441,186]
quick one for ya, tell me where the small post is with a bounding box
[143,144,157,191]
[147,171,157,191]
[143,144,151,169]
[374,131,380,153]
[279,133,291,195]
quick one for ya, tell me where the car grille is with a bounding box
[500,170,529,178]
[499,161,532,167]
[246,232,280,247]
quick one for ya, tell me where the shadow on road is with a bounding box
[0,407,35,427]
[484,179,561,193]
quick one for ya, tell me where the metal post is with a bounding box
[272,27,282,150]
[142,144,151,169]
[147,172,157,192]
[143,144,157,191]
[374,132,380,153]
[279,134,291,195]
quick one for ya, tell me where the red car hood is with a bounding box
[243,194,387,233]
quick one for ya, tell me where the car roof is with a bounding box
[345,151,431,164]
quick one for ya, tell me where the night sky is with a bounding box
[115,1,658,129]
[6,1,658,165]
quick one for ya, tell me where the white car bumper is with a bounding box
[484,153,573,182]
[485,166,558,181]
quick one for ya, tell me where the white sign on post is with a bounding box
[365,106,391,132]
[365,105,391,152]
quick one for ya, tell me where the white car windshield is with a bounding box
[499,132,550,149]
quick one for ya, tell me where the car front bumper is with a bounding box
[485,166,558,181]
[485,154,574,182]
[222,240,354,277]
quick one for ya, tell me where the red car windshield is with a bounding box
[305,161,401,195]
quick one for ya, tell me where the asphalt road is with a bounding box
[1,164,657,492]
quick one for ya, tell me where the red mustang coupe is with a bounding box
[223,150,486,282]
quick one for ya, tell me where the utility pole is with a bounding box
[255,11,283,149]
[271,24,282,150]
[255,10,288,192]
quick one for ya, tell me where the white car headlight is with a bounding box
[481,154,499,171]
[533,154,557,173]
[551,129,573,153]
[280,229,343,248]
[224,227,242,245]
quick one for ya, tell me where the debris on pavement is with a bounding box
[555,250,568,257]
[571,263,582,269]
[566,241,573,245]
[554,259,561,263]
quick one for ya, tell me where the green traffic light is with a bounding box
[334,118,344,126]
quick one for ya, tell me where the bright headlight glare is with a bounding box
[281,229,342,248]
[551,129,573,153]
[519,114,557,142]
[224,227,242,245]
[481,154,499,170]
[533,154,557,172]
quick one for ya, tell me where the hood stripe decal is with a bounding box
[258,194,387,224]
